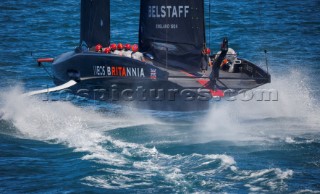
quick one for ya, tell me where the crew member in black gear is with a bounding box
[200,47,211,72]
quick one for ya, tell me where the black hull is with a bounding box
[51,51,270,111]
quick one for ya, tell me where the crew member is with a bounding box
[215,48,237,72]
[200,47,211,72]
[220,58,230,71]
[122,43,132,57]
[131,44,145,62]
[95,44,103,52]
[104,47,111,54]
[113,43,124,56]
[110,43,117,53]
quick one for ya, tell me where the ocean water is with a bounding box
[1,0,320,193]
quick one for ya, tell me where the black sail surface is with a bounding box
[80,0,110,48]
[139,0,205,71]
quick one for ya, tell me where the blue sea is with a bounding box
[1,0,320,193]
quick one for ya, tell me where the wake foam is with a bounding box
[0,89,288,192]
[0,70,315,192]
[195,69,320,142]
[0,86,159,166]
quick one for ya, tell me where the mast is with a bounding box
[80,0,110,48]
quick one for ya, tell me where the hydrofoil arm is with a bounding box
[23,80,78,97]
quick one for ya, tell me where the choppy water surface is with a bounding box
[1,0,320,193]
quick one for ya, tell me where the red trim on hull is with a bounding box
[181,71,224,97]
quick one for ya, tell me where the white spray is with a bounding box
[194,69,320,143]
